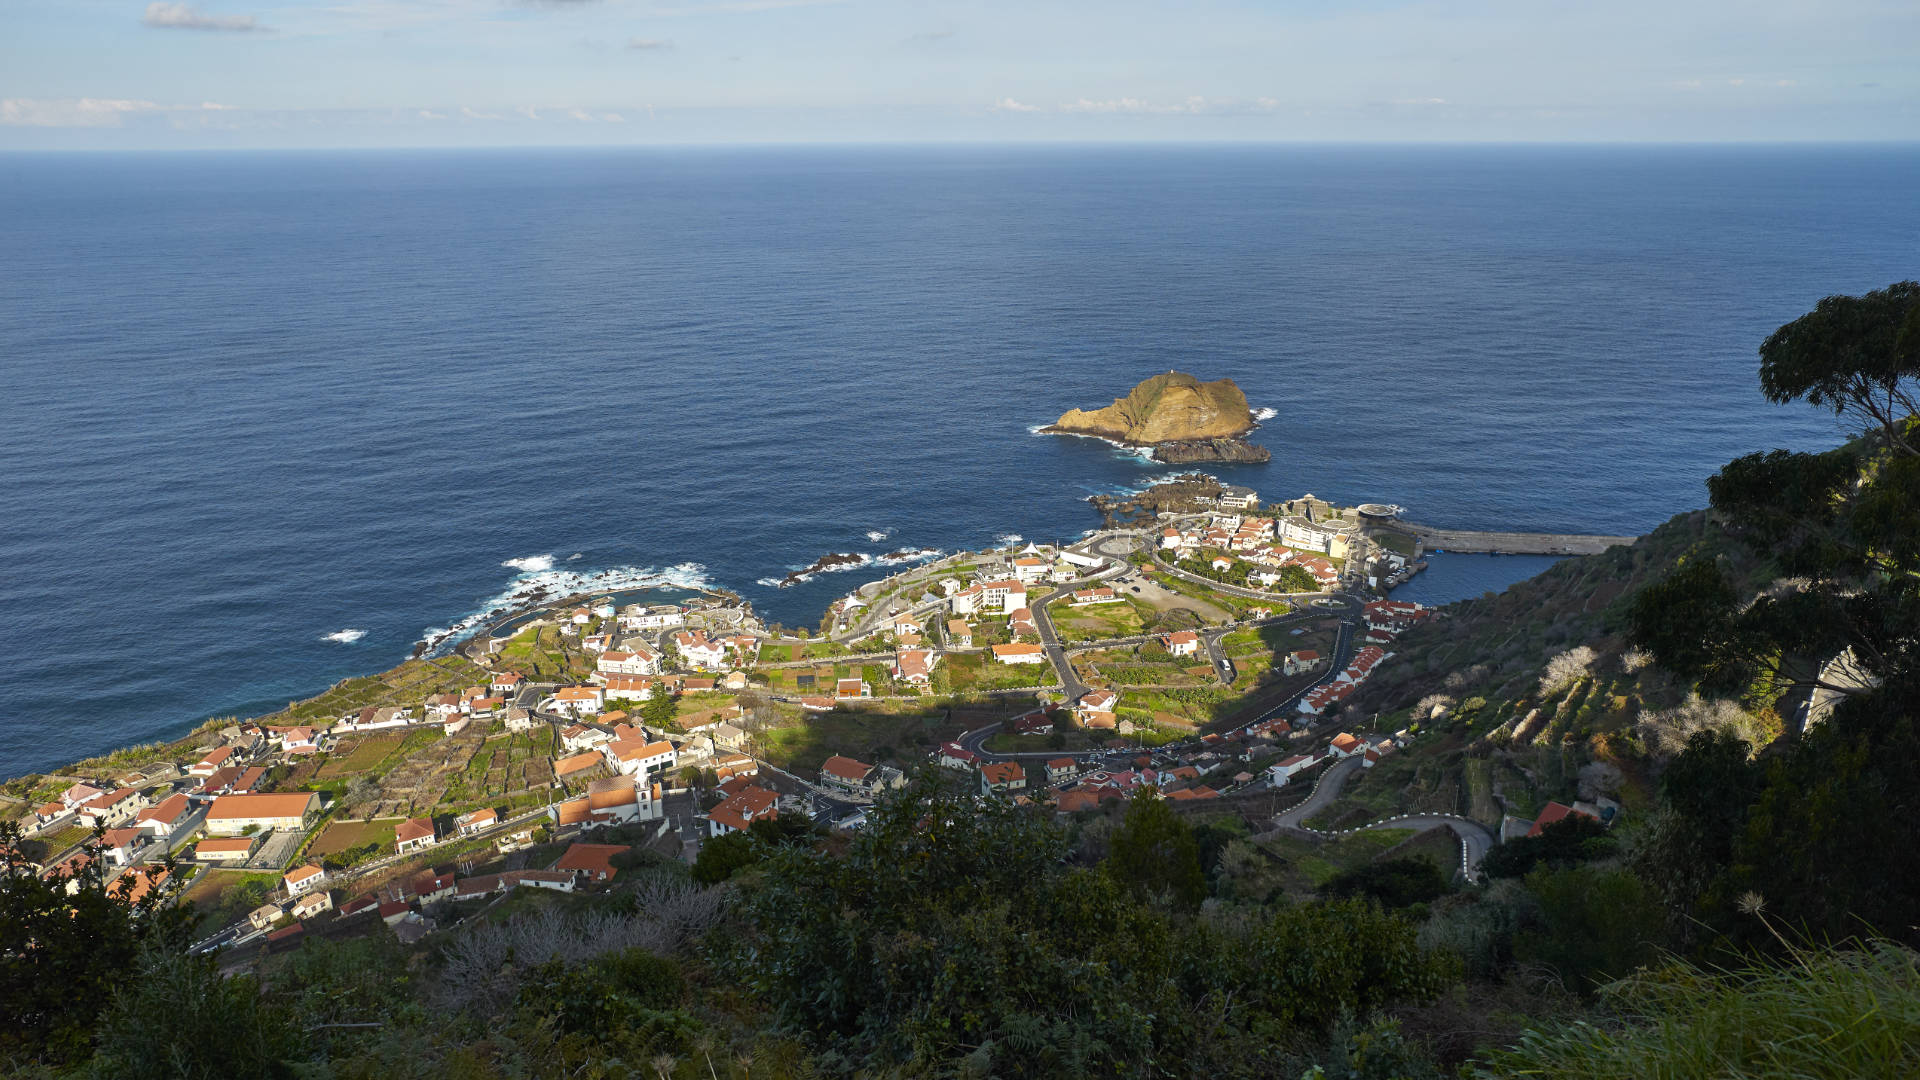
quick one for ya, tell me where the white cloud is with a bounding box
[419,109,448,119]
[1389,97,1448,105]
[461,106,504,120]
[0,97,232,127]
[1061,97,1211,114]
[991,97,1039,113]
[627,37,673,50]
[141,3,261,32]
[602,112,626,122]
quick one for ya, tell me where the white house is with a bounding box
[992,643,1047,665]
[561,724,612,753]
[134,793,194,840]
[1071,587,1121,606]
[673,631,729,670]
[894,648,938,687]
[76,788,147,829]
[600,674,656,701]
[603,735,676,779]
[456,807,498,836]
[950,584,983,616]
[1267,753,1319,786]
[284,864,328,898]
[978,580,1028,612]
[291,890,334,920]
[1218,485,1259,510]
[597,646,660,677]
[393,817,436,854]
[707,785,777,837]
[1163,631,1201,657]
[550,685,605,716]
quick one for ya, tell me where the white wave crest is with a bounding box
[322,628,366,644]
[502,554,555,573]
[1252,406,1277,422]
[419,560,715,655]
[996,533,1024,546]
[567,552,583,561]
[873,547,942,567]
[864,529,893,542]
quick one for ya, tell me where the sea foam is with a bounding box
[1253,406,1277,422]
[419,560,715,656]
[322,628,366,644]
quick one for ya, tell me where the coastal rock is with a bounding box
[1044,371,1257,444]
[1150,437,1272,464]
[779,552,865,588]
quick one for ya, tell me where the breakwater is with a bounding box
[1382,522,1638,556]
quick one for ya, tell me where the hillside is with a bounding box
[1046,371,1258,444]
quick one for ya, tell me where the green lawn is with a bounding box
[1049,602,1147,643]
[943,650,1055,692]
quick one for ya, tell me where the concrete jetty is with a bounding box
[1380,521,1638,556]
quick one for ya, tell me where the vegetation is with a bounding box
[10,286,1920,1076]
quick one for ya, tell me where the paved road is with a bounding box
[1270,756,1494,881]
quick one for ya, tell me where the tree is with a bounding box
[641,685,680,730]
[1280,564,1320,593]
[1480,814,1615,880]
[1104,789,1206,909]
[1516,866,1665,994]
[1321,856,1449,909]
[0,823,191,1065]
[1621,286,1920,949]
[1758,280,1920,454]
[690,831,757,885]
[90,948,305,1079]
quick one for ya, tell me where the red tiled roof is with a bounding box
[821,754,872,781]
[555,843,626,880]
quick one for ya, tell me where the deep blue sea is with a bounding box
[2,144,1914,777]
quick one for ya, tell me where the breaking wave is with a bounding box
[418,560,714,656]
[763,547,945,588]
[996,533,1024,546]
[322,628,366,644]
[864,529,893,542]
[566,553,583,561]
[1252,406,1277,422]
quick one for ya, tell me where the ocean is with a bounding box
[1,144,1912,777]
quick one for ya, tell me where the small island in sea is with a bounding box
[1041,370,1273,464]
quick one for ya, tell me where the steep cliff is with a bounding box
[1045,372,1257,444]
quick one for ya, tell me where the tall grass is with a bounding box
[1475,943,1920,1079]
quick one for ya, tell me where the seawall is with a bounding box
[1382,521,1638,556]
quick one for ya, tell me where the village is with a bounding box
[2,483,1609,961]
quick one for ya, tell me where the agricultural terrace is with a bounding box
[260,655,494,726]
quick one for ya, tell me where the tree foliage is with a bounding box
[0,823,191,1067]
[733,776,1456,1076]
[1105,788,1207,909]
[1624,283,1920,952]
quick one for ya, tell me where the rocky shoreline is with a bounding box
[1145,436,1271,464]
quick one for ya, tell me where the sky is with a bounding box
[1,0,1916,148]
